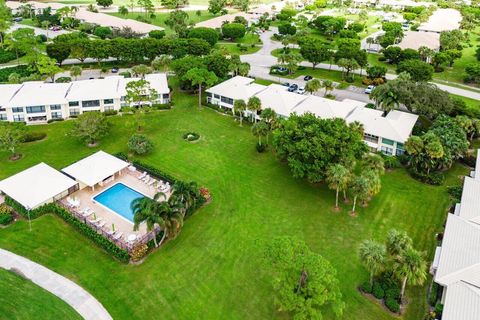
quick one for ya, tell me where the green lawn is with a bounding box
[450,93,480,113]
[108,11,217,35]
[0,268,82,319]
[0,82,466,319]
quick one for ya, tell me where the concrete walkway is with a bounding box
[0,248,112,320]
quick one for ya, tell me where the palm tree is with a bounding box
[118,5,129,16]
[358,240,386,285]
[131,197,163,247]
[151,55,172,72]
[234,99,247,126]
[322,80,334,97]
[350,175,370,214]
[363,154,385,175]
[363,170,381,204]
[305,79,321,95]
[169,181,199,217]
[386,229,412,258]
[251,121,269,146]
[370,86,399,112]
[157,201,184,241]
[366,37,374,50]
[260,108,277,144]
[393,248,427,301]
[247,96,262,123]
[349,121,364,137]
[325,164,350,209]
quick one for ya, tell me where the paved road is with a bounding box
[0,248,112,320]
[9,23,70,39]
[241,29,480,102]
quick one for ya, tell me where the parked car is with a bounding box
[288,84,298,92]
[365,85,375,94]
[50,26,61,31]
[111,67,119,73]
[283,82,290,87]
[13,17,22,22]
[303,75,313,81]
[297,87,306,95]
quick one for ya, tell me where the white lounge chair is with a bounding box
[90,218,101,224]
[106,229,116,236]
[148,179,156,186]
[142,175,150,183]
[113,232,123,240]
[82,208,93,217]
[138,171,147,180]
[144,177,151,184]
[97,221,106,228]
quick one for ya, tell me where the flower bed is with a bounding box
[183,132,200,142]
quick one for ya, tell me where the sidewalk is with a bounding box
[0,248,112,320]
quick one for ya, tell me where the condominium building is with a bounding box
[206,76,418,156]
[0,74,170,124]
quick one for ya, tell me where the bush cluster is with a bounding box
[22,132,47,143]
[0,65,32,83]
[4,197,130,262]
[151,103,171,110]
[360,281,372,293]
[408,168,445,185]
[0,48,18,64]
[103,110,118,116]
[47,118,65,124]
[372,282,385,299]
[0,204,13,225]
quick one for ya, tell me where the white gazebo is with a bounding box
[0,163,78,210]
[61,151,129,191]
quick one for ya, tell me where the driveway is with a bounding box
[9,23,70,39]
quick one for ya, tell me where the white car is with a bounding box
[364,85,375,94]
[297,87,306,95]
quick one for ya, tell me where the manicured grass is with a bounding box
[108,11,217,35]
[0,83,466,319]
[287,65,365,87]
[450,93,480,113]
[216,34,262,55]
[0,268,82,319]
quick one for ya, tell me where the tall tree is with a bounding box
[305,78,321,95]
[0,0,12,47]
[247,96,262,123]
[183,68,218,107]
[326,164,350,209]
[169,181,199,217]
[70,65,82,80]
[132,197,163,247]
[386,229,412,258]
[392,248,427,300]
[350,175,370,214]
[233,99,247,126]
[36,56,62,82]
[0,124,23,160]
[358,240,386,286]
[251,121,269,146]
[71,112,110,146]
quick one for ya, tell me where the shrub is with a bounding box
[47,118,65,123]
[0,204,12,215]
[119,71,131,78]
[447,185,463,203]
[256,142,267,153]
[434,302,443,314]
[372,282,385,299]
[183,132,200,141]
[148,30,166,39]
[130,243,148,262]
[128,134,154,155]
[408,168,445,185]
[22,132,47,143]
[385,297,400,313]
[151,103,171,110]
[429,281,440,306]
[0,48,18,64]
[103,109,118,116]
[385,287,401,300]
[37,34,48,43]
[0,214,13,225]
[55,77,71,83]
[360,281,373,293]
[0,65,32,82]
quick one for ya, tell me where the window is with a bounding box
[163,94,169,99]
[0,107,5,112]
[82,100,100,108]
[364,133,379,144]
[121,96,126,101]
[69,101,79,107]
[12,107,23,113]
[206,92,212,98]
[50,104,61,110]
[214,94,220,99]
[104,105,114,111]
[51,111,62,119]
[26,106,46,114]
[221,96,234,105]
[13,114,25,122]
[396,143,405,156]
[381,146,393,155]
[0,114,7,121]
[382,138,395,146]
[103,99,114,105]
[69,109,80,116]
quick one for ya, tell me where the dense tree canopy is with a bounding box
[188,27,219,46]
[222,23,246,40]
[272,113,368,183]
[397,59,434,82]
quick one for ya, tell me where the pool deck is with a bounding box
[67,170,171,242]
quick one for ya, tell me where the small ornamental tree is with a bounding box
[0,123,24,160]
[183,68,218,107]
[397,59,434,82]
[71,112,110,146]
[128,134,154,155]
[46,42,71,65]
[96,0,113,8]
[148,30,166,39]
[125,79,158,107]
[36,56,63,83]
[188,27,219,46]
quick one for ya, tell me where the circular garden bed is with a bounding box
[183,132,200,142]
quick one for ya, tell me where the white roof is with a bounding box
[442,281,480,320]
[8,82,70,107]
[435,214,480,286]
[67,76,122,102]
[206,76,266,102]
[0,163,77,209]
[346,109,418,143]
[458,177,480,224]
[6,1,66,10]
[418,9,461,33]
[119,74,170,96]
[75,9,163,34]
[293,96,363,120]
[397,31,440,50]
[0,84,22,107]
[62,151,129,187]
[254,84,307,117]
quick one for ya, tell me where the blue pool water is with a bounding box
[93,183,145,223]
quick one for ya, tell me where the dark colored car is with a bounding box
[283,82,290,87]
[304,75,313,81]
[288,84,298,92]
[111,67,119,73]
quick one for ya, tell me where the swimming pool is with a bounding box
[93,183,146,223]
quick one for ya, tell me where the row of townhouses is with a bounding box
[206,76,418,156]
[0,74,170,124]
[430,150,480,320]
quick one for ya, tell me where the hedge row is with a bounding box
[0,65,32,83]
[4,197,130,262]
